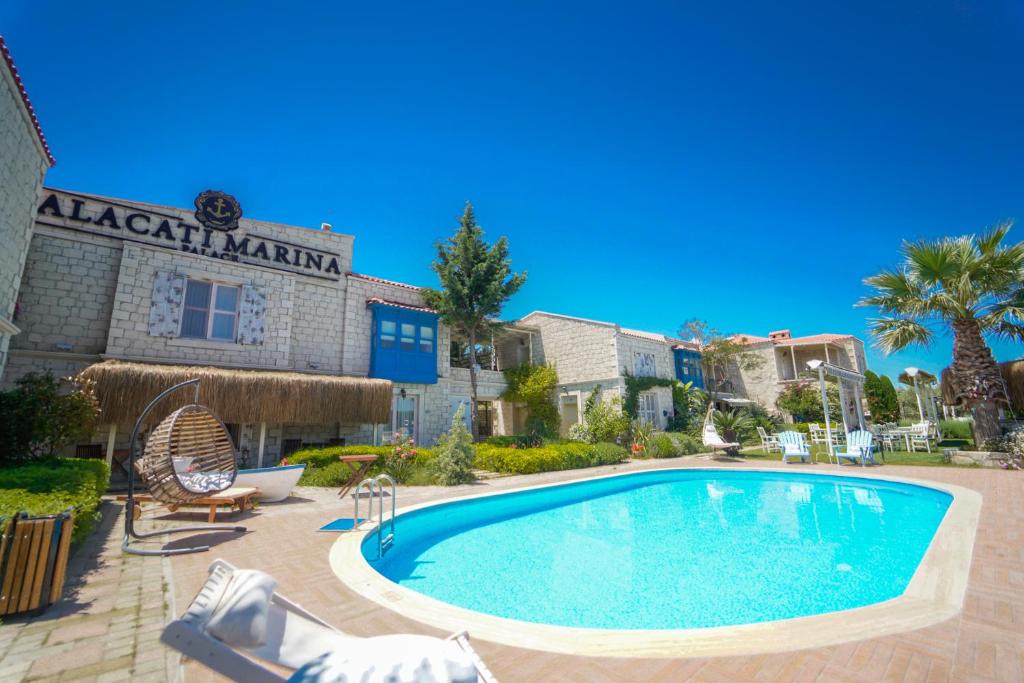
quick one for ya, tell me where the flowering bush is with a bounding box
[382,432,417,482]
[993,427,1024,470]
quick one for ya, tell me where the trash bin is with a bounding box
[0,509,75,616]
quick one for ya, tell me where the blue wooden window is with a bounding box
[673,348,704,390]
[369,303,438,384]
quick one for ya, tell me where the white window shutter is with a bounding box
[148,271,185,338]
[237,285,267,345]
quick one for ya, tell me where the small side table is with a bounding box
[337,454,379,498]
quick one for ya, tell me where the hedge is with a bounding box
[0,458,110,546]
[288,445,437,487]
[474,442,628,475]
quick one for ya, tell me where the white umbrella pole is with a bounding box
[818,367,833,462]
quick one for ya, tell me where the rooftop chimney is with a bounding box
[768,329,791,341]
[320,222,332,232]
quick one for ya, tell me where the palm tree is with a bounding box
[858,223,1024,445]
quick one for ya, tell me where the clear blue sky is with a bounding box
[4,1,1023,381]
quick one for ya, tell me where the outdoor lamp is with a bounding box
[905,367,920,377]
[806,359,823,370]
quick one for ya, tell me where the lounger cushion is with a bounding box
[207,569,278,649]
[286,634,478,683]
[783,444,805,455]
[178,471,234,493]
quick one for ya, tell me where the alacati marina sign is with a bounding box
[36,190,343,280]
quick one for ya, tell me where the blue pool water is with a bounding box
[363,470,951,630]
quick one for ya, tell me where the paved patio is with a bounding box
[2,457,1021,681]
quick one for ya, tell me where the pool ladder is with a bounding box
[353,474,395,559]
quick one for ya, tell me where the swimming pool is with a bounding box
[362,469,950,630]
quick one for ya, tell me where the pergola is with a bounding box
[807,360,866,458]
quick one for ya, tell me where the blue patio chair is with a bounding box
[835,430,876,466]
[777,431,811,464]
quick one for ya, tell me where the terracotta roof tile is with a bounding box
[0,36,54,165]
[366,297,435,313]
[347,272,422,291]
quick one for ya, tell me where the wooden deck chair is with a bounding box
[777,431,811,464]
[835,430,876,467]
[162,560,497,683]
[702,406,740,453]
[756,426,781,453]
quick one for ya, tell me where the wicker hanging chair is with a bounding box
[136,404,238,504]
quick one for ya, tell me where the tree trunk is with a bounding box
[949,318,1008,446]
[973,401,1002,448]
[467,330,480,441]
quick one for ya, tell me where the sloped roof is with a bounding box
[366,297,435,313]
[347,272,422,291]
[733,332,856,346]
[0,36,54,165]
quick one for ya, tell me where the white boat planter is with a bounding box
[234,464,306,502]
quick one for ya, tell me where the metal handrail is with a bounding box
[353,478,376,530]
[375,474,396,558]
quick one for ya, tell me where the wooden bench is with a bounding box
[119,486,259,523]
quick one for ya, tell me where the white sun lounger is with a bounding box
[161,559,497,683]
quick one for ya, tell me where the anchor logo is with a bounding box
[194,190,242,231]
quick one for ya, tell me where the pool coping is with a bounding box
[329,465,982,658]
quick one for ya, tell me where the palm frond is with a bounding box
[975,220,1013,256]
[904,238,959,285]
[988,321,1024,343]
[867,317,933,354]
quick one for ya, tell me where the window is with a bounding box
[477,401,493,437]
[389,394,418,441]
[637,392,657,426]
[181,279,240,341]
[633,351,657,378]
[369,304,439,384]
[380,320,396,349]
[400,323,416,351]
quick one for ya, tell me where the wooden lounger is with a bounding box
[119,486,259,523]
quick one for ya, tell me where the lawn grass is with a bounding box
[739,442,975,468]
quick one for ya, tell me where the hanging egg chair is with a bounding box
[136,404,238,504]
[124,378,247,556]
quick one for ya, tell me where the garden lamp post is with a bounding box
[906,366,925,422]
[807,360,833,460]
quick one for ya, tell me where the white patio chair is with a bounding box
[756,426,781,453]
[777,431,811,464]
[908,422,931,453]
[835,430,876,467]
[161,560,496,683]
[807,423,829,445]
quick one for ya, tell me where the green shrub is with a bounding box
[649,433,677,458]
[502,364,560,438]
[780,422,810,434]
[0,458,109,546]
[289,444,437,486]
[434,405,476,485]
[667,433,703,455]
[940,419,974,441]
[0,373,99,465]
[474,442,627,474]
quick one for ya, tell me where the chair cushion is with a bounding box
[206,569,278,649]
[286,634,478,683]
[178,471,234,494]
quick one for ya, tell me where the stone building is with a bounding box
[714,329,868,418]
[7,187,548,467]
[0,37,54,376]
[519,311,689,433]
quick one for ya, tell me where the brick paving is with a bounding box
[0,502,180,682]
[2,458,1022,682]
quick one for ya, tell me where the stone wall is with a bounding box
[10,232,120,356]
[0,51,51,376]
[616,333,676,381]
[521,312,619,386]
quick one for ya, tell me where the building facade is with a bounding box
[715,328,868,418]
[7,187,549,464]
[0,37,54,375]
[519,311,689,433]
